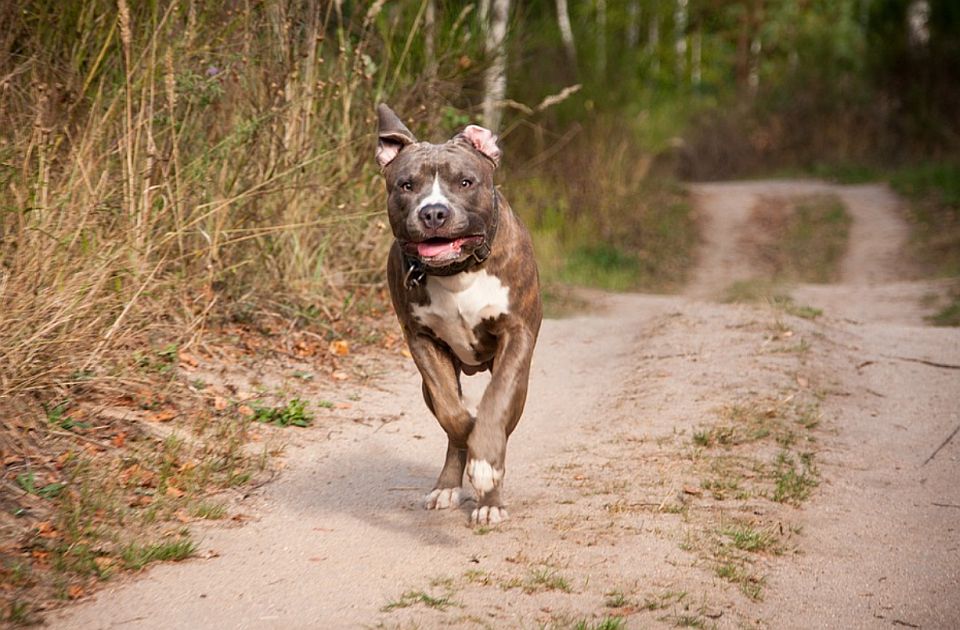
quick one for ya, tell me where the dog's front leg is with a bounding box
[466,321,535,524]
[407,333,473,509]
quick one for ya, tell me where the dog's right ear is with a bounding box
[376,104,417,169]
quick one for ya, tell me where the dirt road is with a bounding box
[56,182,960,629]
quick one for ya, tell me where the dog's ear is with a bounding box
[377,104,417,169]
[458,124,501,167]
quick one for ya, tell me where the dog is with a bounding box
[375,104,542,525]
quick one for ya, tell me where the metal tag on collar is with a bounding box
[404,257,426,289]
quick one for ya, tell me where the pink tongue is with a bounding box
[418,239,459,258]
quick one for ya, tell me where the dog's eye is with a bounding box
[399,180,413,192]
[460,178,473,188]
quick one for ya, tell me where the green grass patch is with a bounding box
[191,501,227,520]
[523,567,573,594]
[380,590,457,612]
[517,175,697,294]
[573,617,627,630]
[929,294,960,326]
[120,538,196,571]
[889,162,960,277]
[721,525,778,554]
[251,398,313,427]
[714,562,765,601]
[772,451,819,505]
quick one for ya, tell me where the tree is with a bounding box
[482,0,510,131]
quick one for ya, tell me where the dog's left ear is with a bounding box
[377,103,417,168]
[458,124,501,167]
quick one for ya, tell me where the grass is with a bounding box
[889,162,960,278]
[734,193,850,286]
[191,501,227,520]
[523,568,572,594]
[381,590,457,613]
[714,562,765,601]
[573,618,626,630]
[251,398,314,428]
[722,280,822,320]
[772,451,819,505]
[721,525,778,554]
[515,165,697,294]
[929,295,960,326]
[120,538,196,571]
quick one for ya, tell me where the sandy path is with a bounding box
[55,182,960,629]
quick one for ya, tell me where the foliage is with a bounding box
[252,398,314,428]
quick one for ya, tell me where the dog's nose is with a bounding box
[418,204,449,230]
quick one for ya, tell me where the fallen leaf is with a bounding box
[67,584,84,599]
[400,348,412,359]
[796,375,809,388]
[237,404,255,418]
[682,485,703,496]
[328,340,350,357]
[335,402,352,410]
[177,350,199,367]
[165,486,185,498]
[332,371,349,381]
[213,396,229,411]
[35,521,58,538]
[129,494,154,507]
[112,432,127,448]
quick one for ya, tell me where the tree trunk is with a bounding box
[595,0,607,79]
[626,0,640,49]
[674,0,688,82]
[555,0,578,69]
[482,0,510,131]
[648,13,660,76]
[425,0,437,80]
[692,28,701,87]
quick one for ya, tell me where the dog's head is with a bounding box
[376,103,501,270]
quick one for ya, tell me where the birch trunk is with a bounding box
[482,0,510,131]
[555,0,578,68]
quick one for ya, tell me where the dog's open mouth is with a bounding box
[405,236,484,263]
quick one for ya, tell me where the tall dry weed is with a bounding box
[0,1,479,419]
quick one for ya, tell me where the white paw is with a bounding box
[423,487,463,510]
[466,459,502,497]
[471,505,508,525]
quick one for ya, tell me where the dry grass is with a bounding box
[0,2,490,623]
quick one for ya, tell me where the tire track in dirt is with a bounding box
[55,181,960,629]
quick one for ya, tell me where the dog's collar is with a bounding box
[403,186,500,290]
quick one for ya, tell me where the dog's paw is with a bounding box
[423,487,463,510]
[466,459,502,497]
[471,505,508,526]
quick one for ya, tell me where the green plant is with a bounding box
[604,589,629,608]
[15,472,66,499]
[381,590,457,612]
[573,618,626,630]
[721,525,777,553]
[772,451,819,505]
[252,399,313,428]
[120,538,196,571]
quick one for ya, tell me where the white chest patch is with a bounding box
[411,270,510,365]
